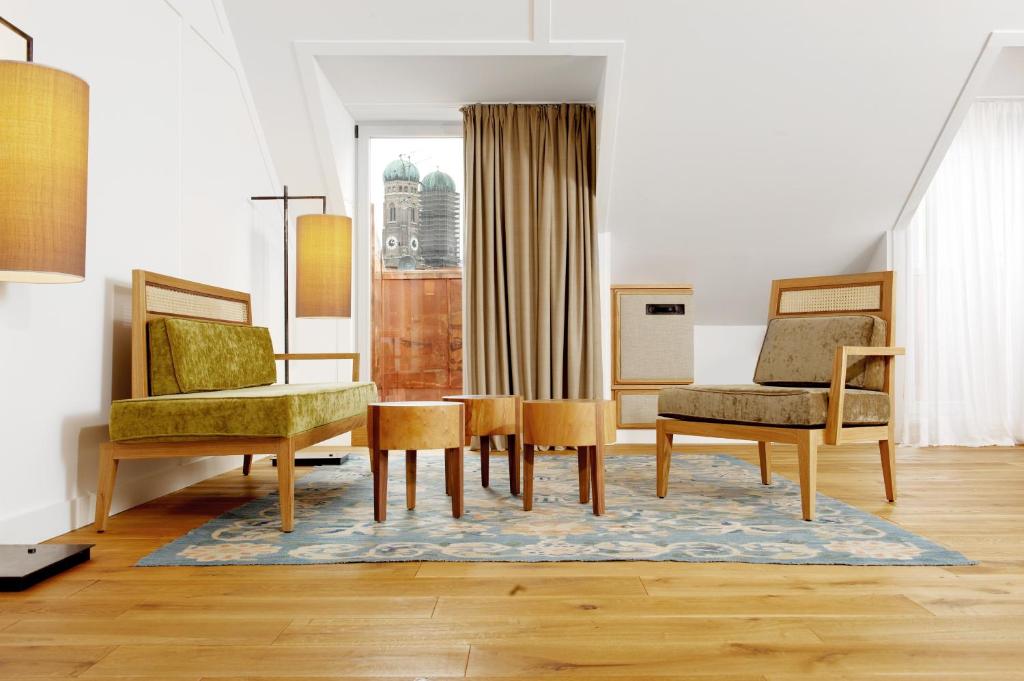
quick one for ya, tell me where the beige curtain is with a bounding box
[463,103,602,400]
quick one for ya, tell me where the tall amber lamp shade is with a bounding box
[0,19,89,283]
[296,213,352,318]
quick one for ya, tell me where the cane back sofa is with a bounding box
[95,270,377,532]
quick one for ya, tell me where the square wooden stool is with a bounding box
[441,394,522,496]
[367,401,465,522]
[522,399,617,516]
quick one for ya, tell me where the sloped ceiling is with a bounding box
[222,0,1024,324]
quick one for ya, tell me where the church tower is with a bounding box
[419,168,461,268]
[381,155,422,270]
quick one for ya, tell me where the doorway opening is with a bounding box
[367,135,464,401]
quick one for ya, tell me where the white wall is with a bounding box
[0,0,280,543]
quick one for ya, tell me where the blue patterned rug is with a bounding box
[138,454,971,566]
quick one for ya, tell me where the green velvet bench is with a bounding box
[96,270,377,533]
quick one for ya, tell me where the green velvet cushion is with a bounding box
[163,318,277,393]
[109,381,378,441]
[658,384,890,427]
[147,319,182,396]
[753,315,887,391]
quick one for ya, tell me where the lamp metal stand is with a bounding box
[250,185,326,383]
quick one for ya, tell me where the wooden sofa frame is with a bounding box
[656,271,904,521]
[95,270,364,533]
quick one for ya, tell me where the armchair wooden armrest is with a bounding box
[273,352,361,381]
[825,346,904,445]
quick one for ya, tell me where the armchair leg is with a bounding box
[277,440,296,532]
[757,441,772,485]
[242,454,253,476]
[95,443,119,532]
[879,438,897,502]
[656,419,673,498]
[797,431,819,521]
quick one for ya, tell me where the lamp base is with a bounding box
[0,544,93,592]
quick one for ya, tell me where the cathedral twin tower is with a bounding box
[381,155,461,270]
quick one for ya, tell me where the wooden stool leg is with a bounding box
[278,440,296,532]
[370,449,378,476]
[448,447,464,518]
[656,419,673,498]
[480,437,490,488]
[373,449,389,522]
[242,454,253,476]
[577,446,591,504]
[508,434,521,496]
[444,449,452,496]
[523,444,535,511]
[94,443,119,532]
[405,450,417,510]
[797,433,818,521]
[591,441,606,516]
[758,441,772,485]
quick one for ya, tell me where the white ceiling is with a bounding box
[980,47,1024,97]
[318,55,605,121]
[222,0,1024,324]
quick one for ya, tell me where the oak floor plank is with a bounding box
[0,617,292,646]
[275,616,822,645]
[0,644,114,678]
[465,641,1024,677]
[80,644,470,678]
[115,596,437,620]
[433,594,931,619]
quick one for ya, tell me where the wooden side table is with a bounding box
[442,394,522,496]
[367,401,465,522]
[522,399,616,516]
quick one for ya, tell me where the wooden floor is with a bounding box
[2,443,1023,680]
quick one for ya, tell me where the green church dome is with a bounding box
[383,157,420,182]
[421,169,456,192]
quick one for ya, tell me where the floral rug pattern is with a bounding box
[138,454,971,566]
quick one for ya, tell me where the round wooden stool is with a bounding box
[522,399,616,515]
[442,394,522,496]
[367,401,465,522]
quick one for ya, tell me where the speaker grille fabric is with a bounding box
[618,392,659,426]
[778,284,881,314]
[146,284,249,323]
[618,293,693,383]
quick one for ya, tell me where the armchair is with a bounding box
[656,272,904,520]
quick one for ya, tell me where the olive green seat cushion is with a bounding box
[658,384,889,428]
[109,382,378,441]
[147,318,277,396]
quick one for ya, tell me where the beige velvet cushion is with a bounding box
[658,384,890,427]
[753,315,887,391]
[109,381,378,441]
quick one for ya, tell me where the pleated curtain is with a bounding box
[899,100,1024,445]
[462,103,602,400]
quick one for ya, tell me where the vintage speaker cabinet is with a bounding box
[611,285,694,429]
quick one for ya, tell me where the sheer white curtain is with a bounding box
[899,100,1024,446]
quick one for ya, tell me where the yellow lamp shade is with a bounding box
[0,60,89,283]
[296,213,352,318]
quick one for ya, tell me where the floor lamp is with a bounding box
[250,186,353,383]
[1,15,93,589]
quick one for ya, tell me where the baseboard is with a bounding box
[0,455,249,544]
